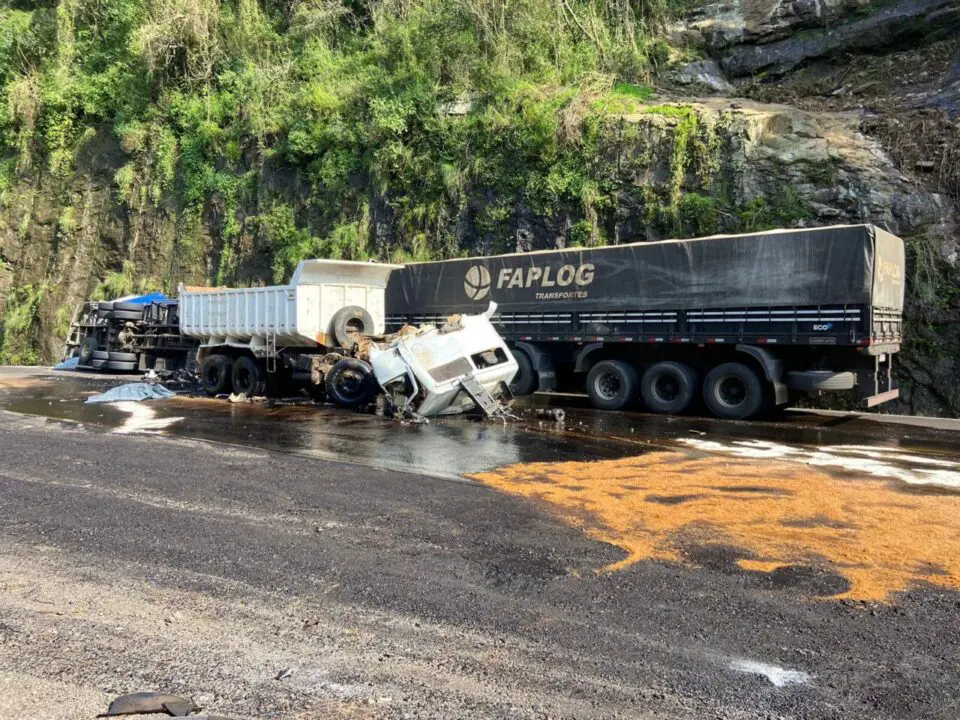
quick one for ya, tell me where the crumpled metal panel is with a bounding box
[97,692,199,717]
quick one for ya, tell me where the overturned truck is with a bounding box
[178,260,517,417]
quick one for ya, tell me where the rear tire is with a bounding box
[201,354,233,396]
[641,361,697,414]
[232,355,267,397]
[586,360,638,411]
[325,358,378,408]
[509,349,537,396]
[703,362,764,420]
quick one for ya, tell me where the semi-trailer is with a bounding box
[64,224,905,421]
[385,224,905,419]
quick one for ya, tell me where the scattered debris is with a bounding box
[154,368,201,391]
[227,392,248,404]
[274,667,295,681]
[532,408,566,423]
[97,691,199,717]
[85,383,176,404]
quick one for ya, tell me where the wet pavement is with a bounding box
[2,367,959,483]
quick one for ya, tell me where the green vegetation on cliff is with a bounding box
[0,0,677,283]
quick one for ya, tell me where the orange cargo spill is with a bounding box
[471,452,960,602]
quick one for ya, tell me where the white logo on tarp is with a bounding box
[464,265,491,300]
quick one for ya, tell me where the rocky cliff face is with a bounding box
[664,0,960,415]
[1,0,957,415]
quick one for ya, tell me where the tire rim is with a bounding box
[652,373,680,404]
[715,375,747,408]
[235,367,252,393]
[594,371,621,401]
[337,369,368,401]
[205,365,222,388]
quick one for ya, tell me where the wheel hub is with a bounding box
[337,370,366,400]
[653,374,680,403]
[595,372,621,401]
[716,376,747,408]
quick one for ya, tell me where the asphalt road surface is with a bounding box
[1,368,959,719]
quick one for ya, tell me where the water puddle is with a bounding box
[679,438,960,490]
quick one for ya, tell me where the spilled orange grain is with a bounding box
[471,452,960,602]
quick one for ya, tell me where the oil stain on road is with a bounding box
[472,451,960,602]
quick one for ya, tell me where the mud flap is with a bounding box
[857,353,898,408]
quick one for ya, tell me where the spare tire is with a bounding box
[78,337,98,365]
[330,306,374,350]
[91,358,107,369]
[113,301,144,313]
[109,309,144,321]
[325,358,378,408]
[108,351,139,363]
[92,350,110,361]
[787,370,856,391]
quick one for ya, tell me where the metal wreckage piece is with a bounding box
[97,691,241,718]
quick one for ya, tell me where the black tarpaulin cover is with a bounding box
[386,224,905,315]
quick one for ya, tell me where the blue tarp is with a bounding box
[54,356,81,370]
[119,292,170,305]
[85,383,176,404]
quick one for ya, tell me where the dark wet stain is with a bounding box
[914,562,951,577]
[755,564,851,596]
[717,485,794,496]
[679,542,852,596]
[887,482,960,498]
[781,514,858,530]
[482,546,567,589]
[646,494,706,505]
[680,543,748,574]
